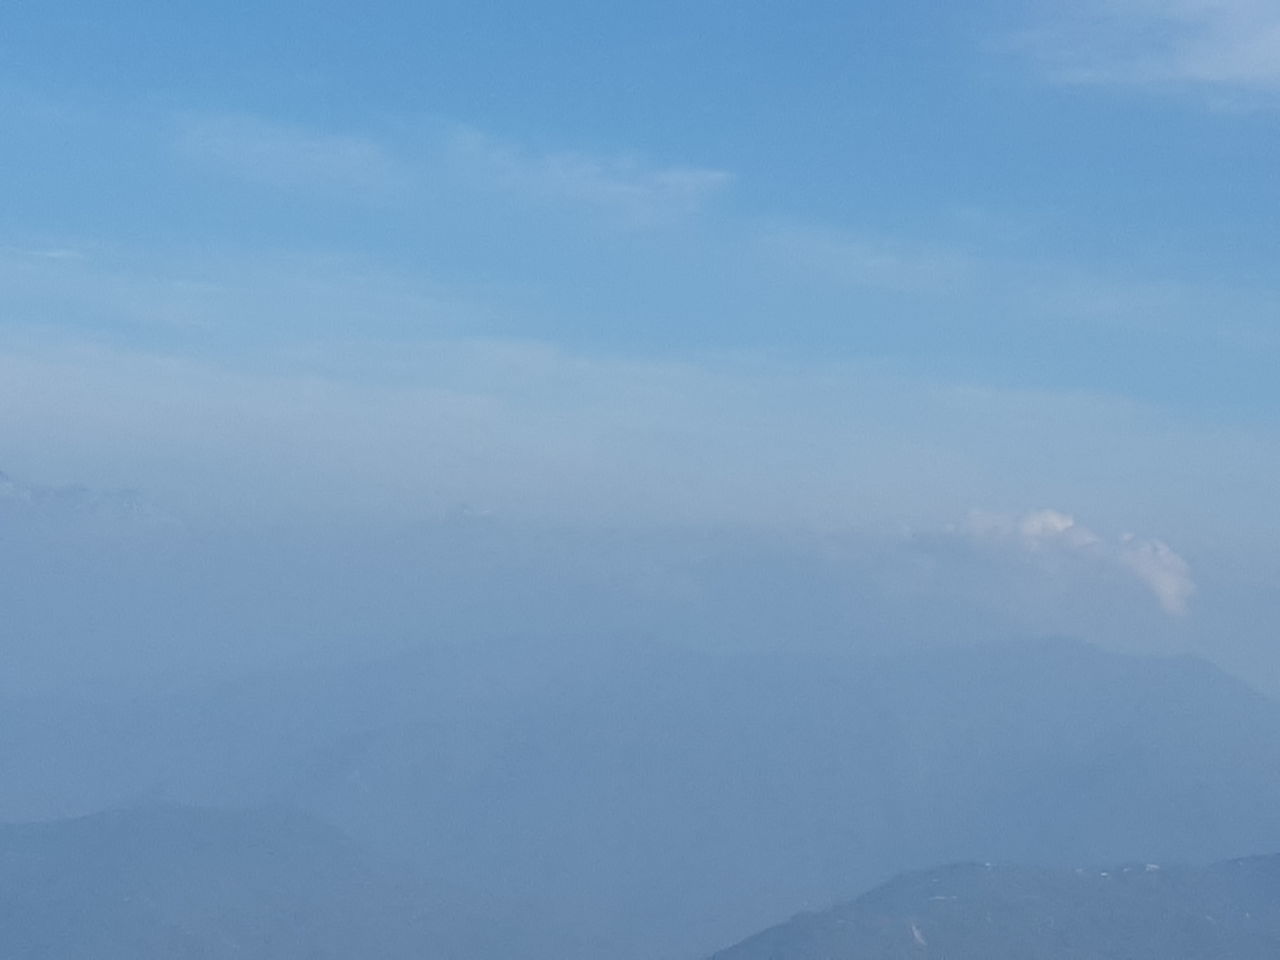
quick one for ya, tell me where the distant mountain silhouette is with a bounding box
[709,855,1280,959]
[290,639,1280,957]
[9,639,1280,959]
[0,804,564,960]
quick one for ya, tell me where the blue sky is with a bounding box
[4,0,1277,395]
[2,1,1279,685]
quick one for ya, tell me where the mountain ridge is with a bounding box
[709,854,1280,960]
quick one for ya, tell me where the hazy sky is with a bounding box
[2,2,1278,688]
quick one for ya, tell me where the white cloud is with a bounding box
[1118,534,1196,615]
[447,128,732,226]
[960,508,1196,616]
[1020,0,1280,95]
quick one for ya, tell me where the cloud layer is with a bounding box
[0,462,1204,699]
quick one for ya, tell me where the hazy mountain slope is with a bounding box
[0,805,561,960]
[7,639,1280,960]
[294,640,1280,958]
[709,856,1280,959]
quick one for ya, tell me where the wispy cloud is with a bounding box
[173,113,732,228]
[759,225,977,296]
[0,245,86,261]
[2,235,1277,545]
[176,114,407,193]
[447,128,732,226]
[1019,0,1280,96]
[752,219,1280,363]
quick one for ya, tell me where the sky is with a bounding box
[1,1,1278,689]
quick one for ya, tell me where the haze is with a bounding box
[2,3,1279,958]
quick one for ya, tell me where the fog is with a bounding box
[0,463,1217,692]
[4,456,1280,957]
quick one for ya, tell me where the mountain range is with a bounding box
[6,638,1280,958]
[710,855,1280,959]
[8,804,1280,959]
